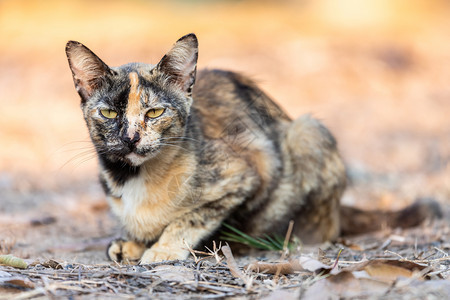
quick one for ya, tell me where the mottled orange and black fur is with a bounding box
[66,34,440,263]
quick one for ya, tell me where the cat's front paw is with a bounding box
[107,239,146,263]
[139,243,189,264]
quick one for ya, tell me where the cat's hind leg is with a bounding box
[245,115,346,243]
[284,115,346,243]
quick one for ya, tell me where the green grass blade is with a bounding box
[263,234,284,250]
[220,223,297,252]
[221,223,281,250]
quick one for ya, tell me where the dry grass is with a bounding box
[1,226,449,299]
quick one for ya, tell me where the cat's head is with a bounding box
[65,34,198,167]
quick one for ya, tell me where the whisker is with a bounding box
[70,149,98,159]
[61,140,93,145]
[60,148,100,170]
[75,155,99,166]
[59,140,93,147]
[159,143,191,153]
[58,146,97,153]
[159,136,199,143]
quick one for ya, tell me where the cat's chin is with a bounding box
[125,152,150,166]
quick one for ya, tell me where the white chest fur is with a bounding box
[107,173,190,241]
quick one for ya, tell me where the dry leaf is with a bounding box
[317,248,332,264]
[42,259,63,269]
[246,260,302,275]
[0,277,35,289]
[303,270,390,299]
[298,256,335,275]
[144,265,195,283]
[246,256,335,276]
[304,268,449,300]
[0,255,28,269]
[303,258,439,299]
[344,259,434,282]
[363,262,413,282]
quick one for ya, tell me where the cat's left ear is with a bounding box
[157,33,198,96]
[65,41,114,102]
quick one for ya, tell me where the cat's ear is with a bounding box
[157,33,198,96]
[65,41,114,101]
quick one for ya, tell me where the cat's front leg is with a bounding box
[140,240,189,263]
[139,198,241,264]
[107,239,146,263]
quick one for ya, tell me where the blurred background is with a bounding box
[0,0,449,260]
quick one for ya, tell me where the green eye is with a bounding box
[146,108,165,119]
[100,109,118,119]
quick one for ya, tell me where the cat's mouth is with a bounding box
[125,152,148,166]
[122,146,161,166]
[105,144,161,166]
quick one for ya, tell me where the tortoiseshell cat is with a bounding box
[66,34,440,263]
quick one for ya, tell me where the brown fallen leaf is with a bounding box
[363,261,413,282]
[0,277,35,289]
[246,255,337,276]
[0,271,35,291]
[303,270,390,300]
[303,258,441,299]
[246,260,302,275]
[42,259,63,269]
[344,259,436,281]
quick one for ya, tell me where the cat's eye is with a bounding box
[146,108,165,119]
[100,109,118,119]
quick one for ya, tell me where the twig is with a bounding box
[221,245,246,280]
[399,256,450,264]
[331,248,343,270]
[197,283,245,294]
[183,280,245,289]
[379,238,392,250]
[281,220,294,261]
[104,281,119,294]
[195,260,201,288]
[433,247,448,257]
[185,240,199,263]
[204,241,223,264]
[274,220,294,284]
[384,250,405,259]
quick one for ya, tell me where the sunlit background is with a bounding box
[1,0,449,209]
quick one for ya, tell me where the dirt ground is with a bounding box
[0,0,449,298]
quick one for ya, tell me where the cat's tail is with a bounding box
[339,198,443,236]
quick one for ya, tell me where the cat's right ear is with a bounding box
[65,41,114,102]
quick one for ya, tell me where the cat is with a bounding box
[65,33,441,263]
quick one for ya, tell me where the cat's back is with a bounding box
[191,69,291,140]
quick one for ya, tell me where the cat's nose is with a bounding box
[122,132,141,148]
